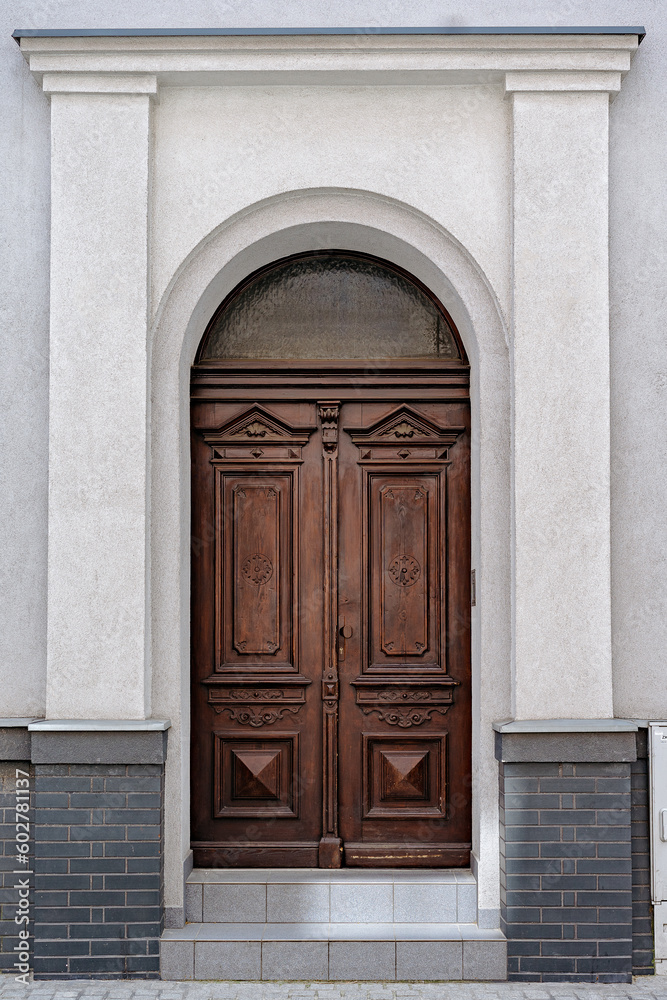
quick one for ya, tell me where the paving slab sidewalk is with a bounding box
[2,977,667,1000]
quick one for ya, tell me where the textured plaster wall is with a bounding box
[151,84,511,320]
[0,0,666,914]
[1,0,665,723]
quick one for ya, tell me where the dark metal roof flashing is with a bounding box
[12,26,646,43]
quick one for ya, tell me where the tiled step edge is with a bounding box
[187,868,475,882]
[160,927,507,981]
[162,922,504,941]
[186,874,478,924]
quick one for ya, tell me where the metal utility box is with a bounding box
[649,723,667,973]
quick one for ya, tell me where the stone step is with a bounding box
[161,923,506,981]
[185,868,477,925]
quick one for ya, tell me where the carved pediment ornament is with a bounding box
[202,404,316,447]
[390,421,417,438]
[239,420,272,438]
[345,405,465,448]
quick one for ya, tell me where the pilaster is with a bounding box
[45,76,155,719]
[508,71,615,720]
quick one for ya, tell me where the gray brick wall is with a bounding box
[499,761,634,983]
[0,762,33,974]
[631,751,654,974]
[33,763,164,979]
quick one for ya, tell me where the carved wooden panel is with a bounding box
[367,472,442,672]
[380,485,428,656]
[216,471,295,671]
[233,484,280,655]
[213,732,299,818]
[362,734,447,819]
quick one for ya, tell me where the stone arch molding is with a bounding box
[150,187,509,372]
[148,187,511,916]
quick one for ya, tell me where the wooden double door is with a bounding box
[191,361,471,868]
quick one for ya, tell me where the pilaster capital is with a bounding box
[42,71,158,97]
[504,69,622,96]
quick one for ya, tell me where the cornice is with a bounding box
[17,31,640,95]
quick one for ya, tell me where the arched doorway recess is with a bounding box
[190,250,471,868]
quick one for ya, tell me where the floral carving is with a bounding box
[234,420,271,437]
[388,555,421,587]
[391,421,417,438]
[215,705,302,727]
[377,689,432,702]
[362,706,449,728]
[242,553,273,586]
[318,402,340,454]
[228,689,284,701]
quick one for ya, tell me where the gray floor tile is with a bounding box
[462,939,508,981]
[261,942,328,980]
[394,882,457,922]
[457,883,478,923]
[382,871,459,882]
[185,882,203,923]
[267,882,329,922]
[328,941,396,981]
[194,941,261,980]
[393,922,462,940]
[187,869,268,884]
[330,882,393,922]
[396,940,463,980]
[266,870,333,883]
[161,925,200,941]
[457,924,505,939]
[326,922,395,940]
[160,940,194,981]
[196,922,265,940]
[454,870,476,883]
[203,883,267,922]
[262,923,332,940]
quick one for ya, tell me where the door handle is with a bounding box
[661,809,667,842]
[338,618,353,660]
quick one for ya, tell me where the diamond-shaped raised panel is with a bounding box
[213,733,298,818]
[381,750,429,801]
[233,749,281,799]
[363,735,447,819]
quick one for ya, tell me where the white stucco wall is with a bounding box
[2,0,665,723]
[151,84,511,319]
[1,0,665,920]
